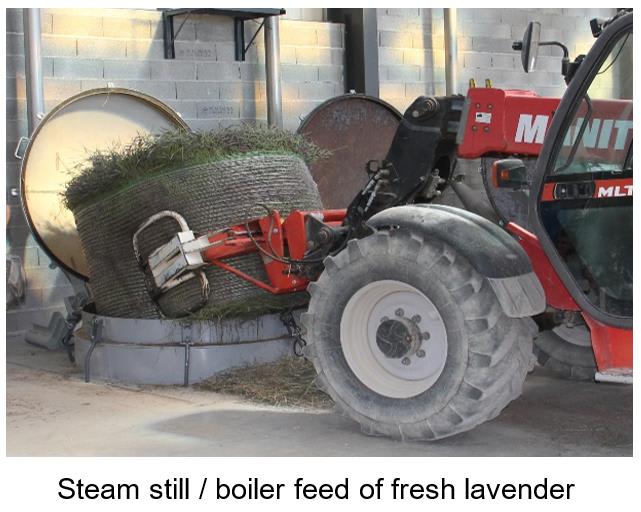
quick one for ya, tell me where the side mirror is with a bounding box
[492,159,528,190]
[514,21,541,73]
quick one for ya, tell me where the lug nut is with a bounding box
[380,316,389,323]
[411,315,421,323]
[402,357,411,366]
[395,308,404,317]
[416,349,426,358]
[422,332,430,340]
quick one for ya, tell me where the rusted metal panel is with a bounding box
[298,94,401,209]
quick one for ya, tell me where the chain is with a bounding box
[280,310,307,357]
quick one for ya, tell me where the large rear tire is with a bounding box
[302,229,537,440]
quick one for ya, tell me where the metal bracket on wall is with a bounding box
[160,8,285,61]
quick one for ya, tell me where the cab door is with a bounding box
[530,13,632,374]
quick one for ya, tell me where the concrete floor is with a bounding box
[6,334,632,456]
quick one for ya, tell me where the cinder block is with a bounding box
[151,60,197,81]
[219,82,260,101]
[283,100,323,124]
[240,100,268,120]
[409,30,443,50]
[403,48,430,66]
[405,82,435,98]
[177,81,220,100]
[463,52,493,69]
[196,101,240,119]
[295,47,342,66]
[164,100,197,120]
[281,64,317,82]
[457,36,473,52]
[298,81,337,100]
[214,42,237,62]
[377,14,416,32]
[174,41,216,60]
[187,119,224,131]
[103,17,151,39]
[460,22,511,39]
[6,33,24,56]
[6,8,23,34]
[77,38,126,59]
[532,55,563,73]
[104,60,151,80]
[195,15,234,42]
[385,8,421,18]
[316,25,344,48]
[42,78,82,99]
[42,35,78,57]
[126,39,165,60]
[53,58,104,79]
[385,65,420,82]
[52,14,103,37]
[42,13,53,34]
[379,47,404,66]
[197,62,241,81]
[379,82,405,98]
[240,63,266,81]
[491,54,515,70]
[80,79,177,100]
[280,82,299,101]
[280,46,298,65]
[280,26,318,46]
[6,56,25,77]
[421,65,446,83]
[318,65,343,83]
[470,36,513,53]
[379,30,413,49]
[458,8,501,23]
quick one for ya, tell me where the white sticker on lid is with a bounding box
[475,112,492,124]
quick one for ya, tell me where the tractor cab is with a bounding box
[529,11,632,378]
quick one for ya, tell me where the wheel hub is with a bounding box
[340,280,448,399]
[376,317,422,359]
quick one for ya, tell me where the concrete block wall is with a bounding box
[5,7,343,335]
[377,8,617,113]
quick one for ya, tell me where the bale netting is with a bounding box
[64,126,327,319]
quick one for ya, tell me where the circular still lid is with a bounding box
[20,88,189,280]
[298,94,402,209]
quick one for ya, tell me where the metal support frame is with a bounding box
[161,8,284,61]
[327,8,379,96]
[23,8,45,135]
[444,8,459,95]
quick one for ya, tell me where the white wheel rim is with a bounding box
[340,280,448,399]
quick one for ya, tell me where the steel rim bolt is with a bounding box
[402,357,411,366]
[395,308,404,317]
[416,349,426,358]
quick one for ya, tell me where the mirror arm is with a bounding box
[539,41,569,58]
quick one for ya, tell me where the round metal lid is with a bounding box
[20,88,189,280]
[297,94,402,209]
